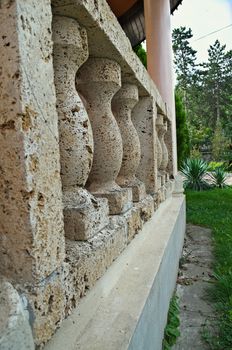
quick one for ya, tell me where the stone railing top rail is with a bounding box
[52,0,171,120]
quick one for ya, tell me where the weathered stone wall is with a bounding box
[0,0,65,283]
[0,278,34,350]
[0,0,66,346]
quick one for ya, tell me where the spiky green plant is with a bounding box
[180,158,210,191]
[210,167,228,188]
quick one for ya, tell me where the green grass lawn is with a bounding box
[186,187,232,349]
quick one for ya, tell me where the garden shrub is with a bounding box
[210,167,227,188]
[208,161,224,171]
[181,158,210,191]
[133,43,147,68]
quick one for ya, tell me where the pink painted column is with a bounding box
[144,0,177,174]
[144,0,174,113]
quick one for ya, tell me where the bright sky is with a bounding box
[171,0,232,63]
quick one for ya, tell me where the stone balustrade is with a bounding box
[156,113,173,202]
[0,0,178,347]
[77,58,132,214]
[156,114,163,186]
[112,83,146,202]
[157,113,169,182]
[160,120,169,175]
[53,16,109,240]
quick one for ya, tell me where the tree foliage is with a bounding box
[211,120,228,161]
[175,92,190,168]
[133,43,147,68]
[172,27,197,92]
[200,41,232,130]
[172,27,232,162]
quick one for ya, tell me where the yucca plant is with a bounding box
[210,166,228,188]
[180,158,210,191]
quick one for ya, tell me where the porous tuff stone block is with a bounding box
[94,187,133,215]
[118,194,154,245]
[123,206,142,243]
[164,180,174,200]
[157,175,162,189]
[152,193,159,211]
[161,172,170,185]
[63,189,109,240]
[64,216,128,313]
[21,265,68,347]
[135,194,154,223]
[157,187,166,205]
[0,278,34,350]
[0,0,65,283]
[118,178,146,203]
[160,173,166,186]
[173,174,184,197]
[129,180,147,202]
[165,120,175,176]
[133,97,158,196]
[170,179,175,192]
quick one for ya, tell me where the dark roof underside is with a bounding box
[170,0,183,14]
[119,0,184,47]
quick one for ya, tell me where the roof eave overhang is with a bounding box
[170,0,183,14]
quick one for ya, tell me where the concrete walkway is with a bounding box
[173,224,215,350]
[226,173,232,186]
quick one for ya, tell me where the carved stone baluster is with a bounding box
[156,114,164,188]
[157,114,169,185]
[160,120,169,179]
[77,58,132,215]
[53,16,109,240]
[164,120,173,178]
[112,83,146,202]
[132,97,157,196]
